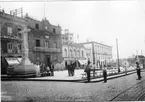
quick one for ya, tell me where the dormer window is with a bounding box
[53,28,56,33]
[35,23,39,29]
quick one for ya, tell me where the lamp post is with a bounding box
[116,39,120,73]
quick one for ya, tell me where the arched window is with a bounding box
[70,49,72,57]
[64,48,67,57]
[74,49,76,57]
[82,50,84,57]
[78,50,80,57]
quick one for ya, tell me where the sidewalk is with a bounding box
[2,69,144,82]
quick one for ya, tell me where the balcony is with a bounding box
[34,47,61,53]
[0,35,22,42]
[2,52,23,57]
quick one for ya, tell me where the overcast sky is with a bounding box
[1,0,145,59]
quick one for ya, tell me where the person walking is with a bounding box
[85,61,91,82]
[136,62,142,80]
[103,65,107,83]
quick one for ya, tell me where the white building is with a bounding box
[82,41,112,67]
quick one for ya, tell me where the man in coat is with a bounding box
[136,62,142,80]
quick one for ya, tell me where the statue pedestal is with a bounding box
[12,27,37,77]
[14,57,36,76]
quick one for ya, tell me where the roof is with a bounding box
[81,41,112,48]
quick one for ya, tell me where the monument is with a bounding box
[13,27,36,76]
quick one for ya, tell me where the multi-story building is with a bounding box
[0,10,26,58]
[25,15,62,67]
[83,41,112,67]
[61,31,91,65]
[0,10,62,68]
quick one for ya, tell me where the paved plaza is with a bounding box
[1,70,145,102]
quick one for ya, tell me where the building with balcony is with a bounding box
[0,10,62,68]
[25,15,62,67]
[0,10,25,58]
[82,41,112,68]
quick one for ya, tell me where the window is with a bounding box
[8,43,13,49]
[7,43,13,53]
[0,24,1,34]
[82,50,84,57]
[64,49,67,57]
[17,28,22,38]
[70,49,72,57]
[78,50,80,57]
[53,28,56,33]
[45,41,49,48]
[19,44,22,51]
[74,49,76,57]
[35,23,39,29]
[7,27,12,35]
[53,42,57,48]
[36,39,40,47]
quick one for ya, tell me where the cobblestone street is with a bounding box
[1,71,145,102]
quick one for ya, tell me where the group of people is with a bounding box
[84,61,142,83]
[84,61,107,83]
[35,62,54,77]
[65,60,77,76]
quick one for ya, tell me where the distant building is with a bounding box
[61,31,91,65]
[61,29,74,44]
[82,41,112,67]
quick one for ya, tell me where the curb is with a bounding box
[1,70,141,82]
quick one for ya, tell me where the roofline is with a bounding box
[81,41,112,48]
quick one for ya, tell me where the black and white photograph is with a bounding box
[1,0,145,101]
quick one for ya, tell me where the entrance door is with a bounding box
[46,56,51,67]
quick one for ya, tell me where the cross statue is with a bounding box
[19,27,32,65]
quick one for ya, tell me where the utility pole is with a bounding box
[116,39,120,73]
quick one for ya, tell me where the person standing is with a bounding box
[67,61,71,76]
[70,61,73,76]
[103,65,107,83]
[72,61,76,76]
[50,62,54,76]
[85,61,91,82]
[136,62,142,80]
[35,62,41,77]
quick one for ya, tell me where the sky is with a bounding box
[0,0,145,59]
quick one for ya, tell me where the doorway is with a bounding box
[46,55,51,67]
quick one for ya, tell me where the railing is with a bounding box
[1,53,22,57]
[34,47,61,53]
[1,35,22,41]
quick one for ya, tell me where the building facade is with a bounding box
[25,16,62,66]
[0,10,26,58]
[62,31,91,64]
[83,41,112,67]
[0,10,62,68]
